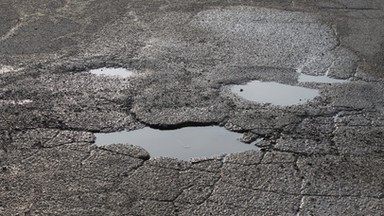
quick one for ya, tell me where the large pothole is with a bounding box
[94,126,259,160]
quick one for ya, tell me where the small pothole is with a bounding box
[88,67,135,78]
[94,126,259,160]
[298,73,348,84]
[0,99,33,105]
[230,80,319,106]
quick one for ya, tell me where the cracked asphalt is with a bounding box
[1,0,384,215]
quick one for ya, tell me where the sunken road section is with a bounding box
[1,0,384,215]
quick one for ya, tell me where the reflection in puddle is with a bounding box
[94,126,258,160]
[298,73,348,84]
[231,81,319,106]
[89,67,134,78]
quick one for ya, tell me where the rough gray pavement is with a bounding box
[1,0,384,215]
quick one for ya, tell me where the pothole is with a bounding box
[88,67,135,78]
[230,80,319,106]
[94,126,258,160]
[0,99,33,105]
[297,67,349,84]
[298,73,348,83]
[0,65,23,74]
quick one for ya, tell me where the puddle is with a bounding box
[298,73,348,84]
[0,65,23,74]
[230,80,319,106]
[0,99,33,105]
[89,67,134,78]
[296,66,349,84]
[94,126,258,160]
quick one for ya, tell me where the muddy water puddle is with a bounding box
[94,126,258,160]
[89,67,134,78]
[231,80,319,106]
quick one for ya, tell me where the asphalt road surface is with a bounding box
[1,0,384,215]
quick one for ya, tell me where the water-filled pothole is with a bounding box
[298,73,348,83]
[94,126,258,160]
[0,99,33,105]
[89,67,134,78]
[0,65,22,74]
[230,80,319,106]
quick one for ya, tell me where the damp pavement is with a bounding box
[1,0,384,215]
